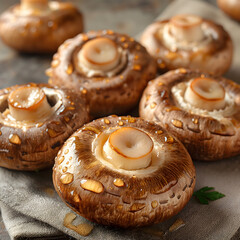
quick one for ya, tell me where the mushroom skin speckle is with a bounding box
[139,69,240,161]
[217,0,240,21]
[53,116,195,228]
[0,83,89,171]
[49,30,157,118]
[140,15,233,75]
[0,0,83,53]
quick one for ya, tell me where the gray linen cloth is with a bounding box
[1,0,240,239]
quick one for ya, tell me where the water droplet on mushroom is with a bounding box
[67,106,75,111]
[120,75,124,79]
[46,129,58,138]
[133,64,141,71]
[51,59,60,68]
[104,119,110,124]
[64,116,70,122]
[45,68,53,77]
[165,51,178,60]
[164,136,175,143]
[123,43,129,48]
[151,200,158,209]
[62,166,68,173]
[192,118,198,124]
[130,203,145,212]
[113,178,125,187]
[73,194,80,202]
[80,179,104,193]
[150,102,157,109]
[120,37,126,42]
[166,106,181,112]
[64,149,69,154]
[9,134,21,145]
[128,117,136,123]
[158,82,164,86]
[82,126,101,134]
[58,156,65,164]
[81,88,87,94]
[178,68,187,74]
[107,30,114,35]
[156,130,163,135]
[36,122,43,128]
[60,173,74,184]
[66,64,73,75]
[118,121,124,126]
[134,55,139,60]
[171,119,183,129]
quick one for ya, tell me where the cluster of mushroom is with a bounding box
[0,2,237,231]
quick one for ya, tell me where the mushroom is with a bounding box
[0,0,83,53]
[140,14,233,75]
[0,83,89,171]
[139,69,240,161]
[217,0,240,21]
[53,115,195,227]
[48,30,157,118]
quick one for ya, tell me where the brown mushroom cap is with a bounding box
[139,69,240,161]
[49,30,157,118]
[140,16,233,75]
[0,83,89,171]
[0,1,83,53]
[217,0,240,21]
[53,115,195,228]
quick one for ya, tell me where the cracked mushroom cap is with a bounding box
[53,115,195,228]
[0,0,83,53]
[139,69,240,161]
[48,30,157,118]
[217,0,240,21]
[140,14,233,75]
[0,83,89,171]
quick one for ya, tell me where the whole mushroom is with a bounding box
[53,115,195,227]
[0,0,84,53]
[217,0,240,21]
[0,83,89,171]
[48,30,157,118]
[140,14,233,75]
[139,69,240,161]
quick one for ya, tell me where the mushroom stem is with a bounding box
[8,86,52,122]
[103,127,153,170]
[184,77,225,111]
[170,15,204,42]
[78,37,120,72]
[20,0,49,13]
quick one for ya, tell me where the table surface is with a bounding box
[0,0,217,239]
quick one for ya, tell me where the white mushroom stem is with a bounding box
[20,0,50,13]
[78,37,120,72]
[184,77,225,111]
[8,86,52,121]
[170,15,204,42]
[103,127,153,170]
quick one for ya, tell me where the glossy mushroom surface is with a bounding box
[0,83,89,171]
[0,0,83,53]
[53,116,195,228]
[217,0,240,21]
[140,14,233,75]
[48,30,157,118]
[139,69,240,161]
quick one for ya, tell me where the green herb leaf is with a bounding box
[193,186,225,205]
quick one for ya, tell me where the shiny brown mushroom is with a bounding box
[0,83,89,171]
[139,69,240,161]
[48,30,157,118]
[0,0,83,53]
[53,115,195,228]
[140,14,233,75]
[217,0,240,21]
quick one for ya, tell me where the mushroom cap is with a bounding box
[49,30,157,118]
[0,83,89,171]
[53,115,195,228]
[217,0,240,21]
[139,69,240,161]
[140,17,233,75]
[0,1,83,53]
